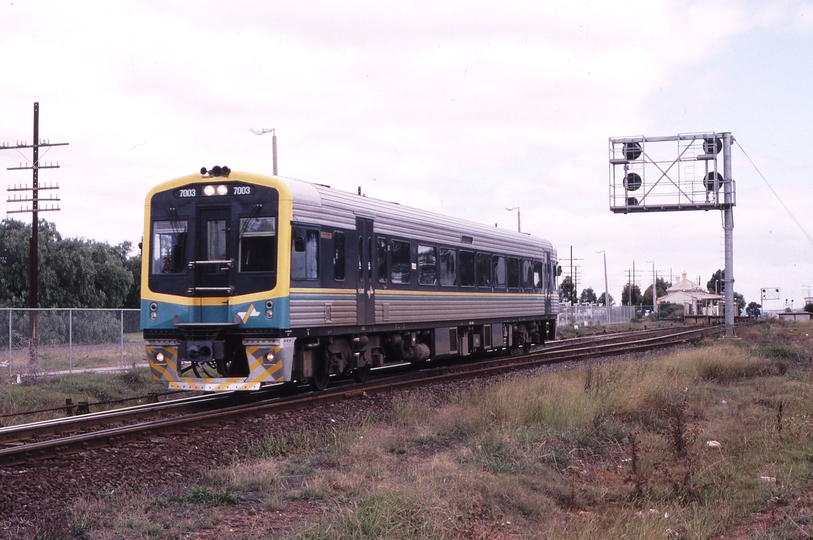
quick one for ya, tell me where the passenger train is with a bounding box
[142,167,560,391]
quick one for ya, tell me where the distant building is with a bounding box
[658,272,723,315]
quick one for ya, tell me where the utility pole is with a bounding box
[1,102,68,369]
[559,246,582,304]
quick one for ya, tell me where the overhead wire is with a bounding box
[735,139,813,247]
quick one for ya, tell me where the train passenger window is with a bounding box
[534,261,544,290]
[152,220,187,274]
[390,239,411,284]
[459,250,475,287]
[476,254,491,288]
[507,257,520,289]
[493,256,506,288]
[238,217,276,273]
[291,229,319,280]
[376,238,387,284]
[522,260,534,289]
[439,248,457,287]
[418,245,437,286]
[333,232,345,281]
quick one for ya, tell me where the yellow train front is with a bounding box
[142,167,559,391]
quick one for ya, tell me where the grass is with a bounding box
[55,320,813,538]
[0,367,170,424]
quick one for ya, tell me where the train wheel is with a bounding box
[310,350,330,391]
[353,365,371,383]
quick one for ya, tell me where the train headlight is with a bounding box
[265,300,274,309]
[203,185,216,196]
[155,351,165,363]
[265,351,276,363]
[150,302,158,311]
[216,184,228,195]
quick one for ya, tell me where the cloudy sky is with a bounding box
[1,0,812,310]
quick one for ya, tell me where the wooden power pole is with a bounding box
[0,102,68,368]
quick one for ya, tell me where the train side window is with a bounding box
[493,256,506,288]
[333,231,345,281]
[291,228,319,280]
[476,253,491,288]
[507,257,520,289]
[152,220,188,274]
[439,248,457,287]
[238,216,276,273]
[376,238,388,284]
[522,260,534,289]
[390,239,411,284]
[459,250,475,287]
[418,244,437,286]
[534,261,544,290]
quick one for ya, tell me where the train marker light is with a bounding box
[150,312,157,320]
[265,310,273,318]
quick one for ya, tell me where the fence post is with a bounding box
[69,309,73,373]
[7,309,11,377]
[120,309,124,367]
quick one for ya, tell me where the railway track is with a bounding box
[0,324,722,467]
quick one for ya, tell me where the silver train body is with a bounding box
[142,170,559,391]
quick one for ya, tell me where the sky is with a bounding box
[1,0,812,311]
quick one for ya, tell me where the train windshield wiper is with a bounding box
[238,204,263,239]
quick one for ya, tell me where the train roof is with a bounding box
[281,176,557,259]
[148,171,557,260]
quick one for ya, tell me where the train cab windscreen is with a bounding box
[152,220,188,274]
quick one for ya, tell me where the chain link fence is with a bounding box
[0,308,143,377]
[557,304,638,327]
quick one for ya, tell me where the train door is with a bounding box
[356,217,375,326]
[545,252,552,314]
[194,207,232,300]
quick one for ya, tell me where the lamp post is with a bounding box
[250,127,277,175]
[596,250,610,325]
[505,207,520,233]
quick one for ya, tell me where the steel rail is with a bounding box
[0,325,724,466]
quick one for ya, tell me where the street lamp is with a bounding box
[250,127,277,175]
[596,251,610,325]
[505,207,520,233]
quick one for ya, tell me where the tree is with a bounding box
[707,269,725,295]
[579,287,597,304]
[558,276,576,303]
[642,277,671,307]
[0,218,139,308]
[621,283,642,306]
[746,302,762,318]
[597,292,614,306]
[733,292,745,316]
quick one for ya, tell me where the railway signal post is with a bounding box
[608,132,736,336]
